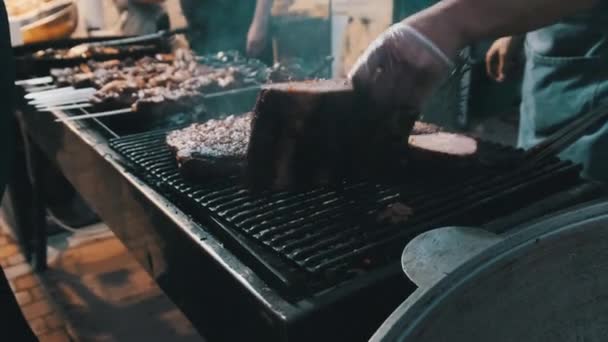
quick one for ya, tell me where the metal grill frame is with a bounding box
[14,67,608,341]
[15,99,606,341]
[109,126,587,297]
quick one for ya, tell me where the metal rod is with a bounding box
[39,103,93,111]
[36,100,91,108]
[524,102,608,164]
[32,96,95,107]
[66,27,189,59]
[25,86,77,99]
[26,90,91,103]
[30,96,96,107]
[28,88,96,103]
[33,98,95,108]
[54,108,133,122]
[35,100,93,109]
[15,76,53,86]
[26,85,58,93]
[203,85,261,99]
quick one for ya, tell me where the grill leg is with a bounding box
[23,135,48,272]
[3,122,35,262]
[31,146,48,272]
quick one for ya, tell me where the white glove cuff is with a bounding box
[394,23,454,69]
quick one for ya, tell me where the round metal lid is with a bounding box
[372,199,608,342]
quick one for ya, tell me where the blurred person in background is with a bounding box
[179,0,274,63]
[113,0,170,35]
[0,1,39,340]
[350,0,608,182]
[484,2,608,181]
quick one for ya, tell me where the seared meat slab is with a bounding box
[409,133,478,156]
[166,81,477,188]
[166,114,252,180]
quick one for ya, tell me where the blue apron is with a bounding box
[519,2,608,182]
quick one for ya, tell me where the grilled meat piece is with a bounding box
[166,114,252,181]
[412,121,441,135]
[50,49,248,112]
[166,105,473,188]
[377,202,414,225]
[246,79,417,190]
[406,132,479,170]
[247,79,356,190]
[409,133,478,156]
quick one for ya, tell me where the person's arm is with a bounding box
[349,0,598,111]
[247,0,274,57]
[406,0,598,60]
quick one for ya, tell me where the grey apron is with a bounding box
[519,2,608,182]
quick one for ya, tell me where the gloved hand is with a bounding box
[348,22,455,113]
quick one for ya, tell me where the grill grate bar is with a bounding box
[309,162,581,273]
[110,129,584,293]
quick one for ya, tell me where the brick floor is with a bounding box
[15,274,39,291]
[0,233,74,342]
[20,296,54,320]
[0,218,204,342]
[15,290,32,306]
[38,330,71,342]
[46,233,203,342]
[0,244,18,258]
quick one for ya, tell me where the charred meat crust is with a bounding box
[166,114,251,182]
[246,79,418,191]
[51,50,246,113]
[165,79,478,189]
[406,132,479,169]
[247,80,359,190]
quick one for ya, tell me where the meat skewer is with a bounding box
[39,103,93,112]
[49,49,262,114]
[53,108,134,123]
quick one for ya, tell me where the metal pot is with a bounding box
[372,199,608,341]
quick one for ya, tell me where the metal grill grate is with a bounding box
[110,130,583,296]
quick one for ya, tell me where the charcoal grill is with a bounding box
[109,128,595,299]
[11,70,608,341]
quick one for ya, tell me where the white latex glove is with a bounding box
[348,22,455,113]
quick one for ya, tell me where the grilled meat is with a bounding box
[409,133,478,157]
[411,121,440,135]
[166,114,252,181]
[166,109,475,187]
[33,46,127,60]
[377,202,414,225]
[246,79,418,190]
[51,49,248,112]
[165,76,474,189]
